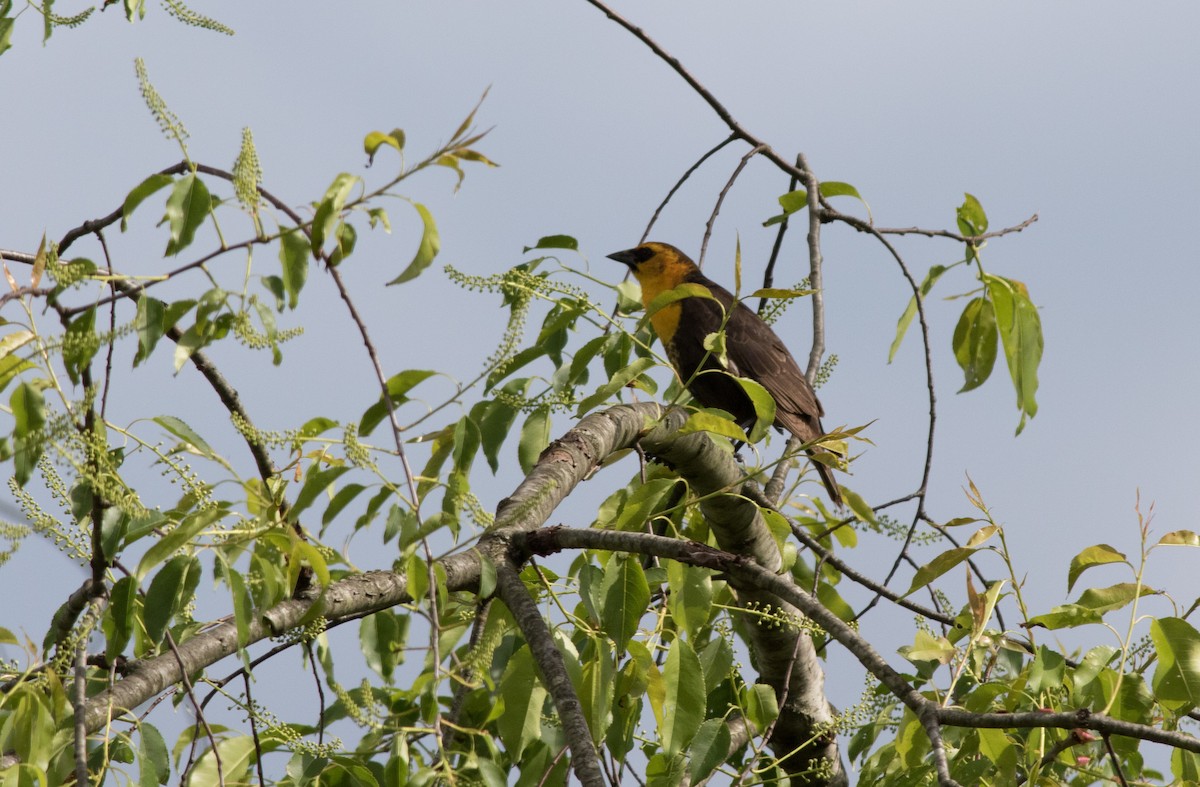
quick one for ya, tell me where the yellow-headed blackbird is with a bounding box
[608,241,842,506]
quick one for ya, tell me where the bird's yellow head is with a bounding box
[606,242,698,306]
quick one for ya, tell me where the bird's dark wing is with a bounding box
[721,299,824,432]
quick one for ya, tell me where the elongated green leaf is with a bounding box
[678,409,747,442]
[905,547,975,596]
[137,723,169,787]
[1067,543,1127,593]
[163,174,210,256]
[133,296,165,366]
[600,556,649,652]
[103,576,137,661]
[667,561,712,640]
[143,555,190,644]
[748,287,815,300]
[523,234,578,252]
[498,645,546,760]
[479,395,519,474]
[121,173,174,231]
[387,202,440,285]
[359,369,437,436]
[62,308,98,385]
[889,264,949,362]
[227,566,253,649]
[290,466,351,520]
[660,638,704,755]
[311,173,359,254]
[580,638,615,744]
[575,357,655,417]
[517,408,551,475]
[645,282,714,318]
[186,736,256,786]
[278,228,309,309]
[733,376,775,443]
[1151,617,1200,712]
[153,415,215,459]
[135,507,221,582]
[1075,582,1155,614]
[687,718,731,782]
[1027,604,1103,630]
[952,296,998,392]
[11,381,45,487]
[956,192,989,236]
[986,274,1043,434]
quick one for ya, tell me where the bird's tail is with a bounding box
[809,451,843,508]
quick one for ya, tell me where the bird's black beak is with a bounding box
[606,248,640,268]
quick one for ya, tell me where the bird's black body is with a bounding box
[609,242,842,505]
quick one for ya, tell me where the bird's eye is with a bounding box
[632,246,655,263]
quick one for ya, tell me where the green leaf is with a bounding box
[1158,530,1200,547]
[133,297,165,366]
[122,173,174,231]
[1067,543,1127,593]
[322,483,366,527]
[290,466,351,520]
[985,274,1043,434]
[227,567,253,649]
[678,409,747,442]
[517,408,551,475]
[905,547,975,596]
[744,682,779,732]
[889,264,949,362]
[143,555,191,644]
[763,189,808,227]
[667,561,712,640]
[186,736,257,786]
[386,202,440,285]
[687,718,731,783]
[523,234,578,253]
[135,507,221,582]
[359,369,437,436]
[103,576,137,662]
[11,381,45,487]
[732,376,775,443]
[478,395,519,474]
[311,173,359,255]
[1027,604,1104,630]
[327,222,357,267]
[278,228,310,309]
[952,296,998,392]
[659,638,704,755]
[361,611,401,683]
[575,357,655,417]
[162,174,210,256]
[645,282,715,318]
[579,638,615,744]
[1075,582,1156,614]
[137,723,169,787]
[363,129,404,165]
[62,307,98,385]
[899,630,955,665]
[498,645,546,760]
[153,415,216,460]
[956,192,989,236]
[1151,617,1200,712]
[841,487,877,527]
[600,556,649,652]
[747,287,815,300]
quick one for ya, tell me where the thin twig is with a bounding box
[640,135,736,244]
[873,213,1039,243]
[758,153,803,315]
[696,144,764,269]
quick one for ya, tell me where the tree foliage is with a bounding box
[1,4,1198,787]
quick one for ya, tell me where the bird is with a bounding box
[607,241,842,506]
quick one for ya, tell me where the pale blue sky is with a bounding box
[3,0,1199,778]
